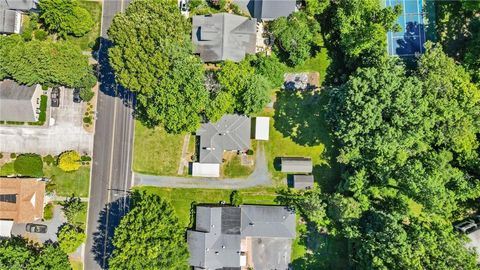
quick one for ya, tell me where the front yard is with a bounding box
[66,0,102,51]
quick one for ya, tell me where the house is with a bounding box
[0,79,42,122]
[192,13,257,62]
[281,157,313,173]
[234,0,296,21]
[0,178,45,237]
[187,205,296,270]
[0,0,37,11]
[0,9,21,34]
[253,116,269,140]
[293,174,314,190]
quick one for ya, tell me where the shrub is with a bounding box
[34,29,48,41]
[58,151,81,172]
[44,203,54,220]
[37,95,47,123]
[57,224,85,253]
[230,190,243,206]
[10,153,16,159]
[80,88,94,102]
[246,149,254,155]
[60,195,86,225]
[43,154,55,165]
[83,117,92,124]
[80,155,91,161]
[14,154,44,177]
[42,85,48,91]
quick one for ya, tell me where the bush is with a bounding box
[42,85,48,91]
[83,117,92,124]
[43,154,55,165]
[34,29,48,41]
[14,154,44,177]
[230,190,243,206]
[10,153,16,159]
[246,149,254,155]
[58,151,81,172]
[80,88,95,102]
[44,203,54,220]
[80,155,91,161]
[37,95,47,123]
[60,196,86,226]
[57,224,85,253]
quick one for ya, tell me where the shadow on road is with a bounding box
[91,196,130,269]
[94,37,136,110]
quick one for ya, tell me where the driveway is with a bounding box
[467,230,480,263]
[134,142,273,189]
[11,205,66,243]
[0,87,93,155]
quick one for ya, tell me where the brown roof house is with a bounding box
[0,80,43,122]
[0,178,45,237]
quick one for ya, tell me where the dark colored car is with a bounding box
[51,87,60,107]
[25,223,47,233]
[73,88,81,103]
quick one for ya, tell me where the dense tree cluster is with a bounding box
[0,237,71,270]
[327,43,480,269]
[108,0,209,133]
[0,35,95,88]
[39,0,94,37]
[109,192,189,269]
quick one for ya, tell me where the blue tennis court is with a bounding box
[386,0,426,56]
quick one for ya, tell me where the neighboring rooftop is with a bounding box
[234,0,296,21]
[253,116,269,140]
[0,177,45,223]
[0,9,21,34]
[192,13,257,62]
[292,174,314,190]
[281,157,313,173]
[0,79,41,122]
[0,0,37,11]
[187,205,296,270]
[196,114,251,164]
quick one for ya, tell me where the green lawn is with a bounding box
[133,121,187,176]
[70,260,83,270]
[287,49,330,83]
[222,155,254,178]
[66,0,102,51]
[44,166,90,197]
[136,186,280,228]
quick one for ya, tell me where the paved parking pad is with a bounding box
[11,205,66,243]
[0,88,93,155]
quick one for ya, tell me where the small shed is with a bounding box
[192,163,220,178]
[293,175,314,190]
[254,117,270,140]
[281,157,312,173]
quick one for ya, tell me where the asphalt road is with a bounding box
[84,0,134,269]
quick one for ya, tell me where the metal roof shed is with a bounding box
[281,157,312,173]
[192,163,220,178]
[293,175,314,190]
[254,117,269,140]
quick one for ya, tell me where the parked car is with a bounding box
[454,220,478,234]
[73,88,81,103]
[51,87,60,107]
[25,223,47,233]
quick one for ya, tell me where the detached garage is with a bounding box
[192,163,220,178]
[254,117,270,140]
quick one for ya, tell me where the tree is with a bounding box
[0,36,93,87]
[14,154,43,177]
[230,190,243,206]
[270,11,320,66]
[108,0,209,133]
[240,74,272,115]
[205,91,235,122]
[39,0,94,37]
[35,241,71,270]
[58,150,81,172]
[60,195,86,226]
[57,224,85,253]
[109,192,189,270]
[251,54,286,88]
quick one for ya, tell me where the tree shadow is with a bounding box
[90,196,130,269]
[94,37,136,110]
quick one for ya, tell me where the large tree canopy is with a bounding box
[0,35,94,87]
[108,0,209,133]
[109,192,189,270]
[39,0,94,37]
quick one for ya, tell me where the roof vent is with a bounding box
[215,251,219,255]
[249,222,254,226]
[222,245,225,249]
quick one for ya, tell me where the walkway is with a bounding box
[134,142,273,189]
[177,134,190,175]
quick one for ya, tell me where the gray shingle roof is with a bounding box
[188,205,296,269]
[0,80,40,122]
[0,0,36,10]
[293,174,314,189]
[192,13,257,62]
[234,0,296,21]
[281,157,313,173]
[0,9,18,34]
[196,114,251,164]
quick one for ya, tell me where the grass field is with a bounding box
[66,0,102,51]
[136,186,280,228]
[44,166,91,197]
[287,49,330,83]
[133,121,187,176]
[222,155,254,178]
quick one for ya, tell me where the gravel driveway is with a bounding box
[0,88,93,155]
